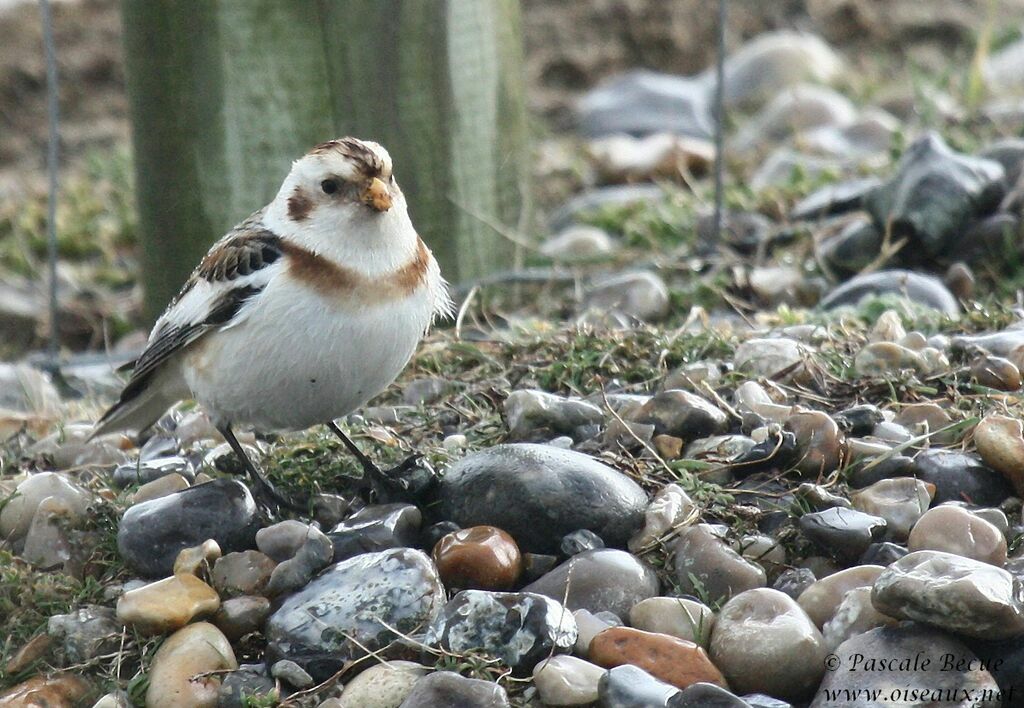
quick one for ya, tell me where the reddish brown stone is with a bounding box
[0,674,92,707]
[432,525,522,590]
[589,626,728,690]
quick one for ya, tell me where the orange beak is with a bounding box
[362,177,392,212]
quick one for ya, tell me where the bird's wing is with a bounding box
[98,212,286,426]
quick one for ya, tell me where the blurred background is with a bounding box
[2,0,1024,360]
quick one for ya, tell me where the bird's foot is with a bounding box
[245,466,308,516]
[359,452,436,503]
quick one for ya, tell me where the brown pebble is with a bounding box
[432,525,522,591]
[0,674,91,707]
[784,411,844,478]
[653,434,683,460]
[588,626,727,690]
[3,634,52,674]
[213,595,271,641]
[975,414,1024,496]
[971,355,1022,391]
[211,550,276,598]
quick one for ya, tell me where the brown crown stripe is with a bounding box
[287,186,314,222]
[282,237,430,305]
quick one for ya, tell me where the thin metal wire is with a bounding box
[40,0,60,363]
[712,0,727,243]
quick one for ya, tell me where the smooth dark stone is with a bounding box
[112,456,195,488]
[791,177,882,221]
[264,525,334,597]
[265,548,445,682]
[328,503,421,563]
[799,507,886,562]
[633,390,729,441]
[833,405,885,437]
[398,671,510,708]
[117,478,259,577]
[772,568,816,600]
[420,520,461,551]
[437,444,647,554]
[817,217,884,277]
[425,590,576,674]
[730,474,794,515]
[521,553,559,583]
[864,131,1005,258]
[523,549,659,616]
[846,455,917,489]
[860,542,909,566]
[599,664,681,708]
[812,625,999,707]
[819,270,960,315]
[577,69,714,140]
[913,450,1013,507]
[672,682,751,707]
[728,433,800,478]
[561,529,605,557]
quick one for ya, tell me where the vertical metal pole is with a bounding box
[712,0,727,242]
[40,0,60,363]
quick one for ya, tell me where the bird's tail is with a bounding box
[89,372,183,440]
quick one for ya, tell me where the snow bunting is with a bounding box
[93,137,452,507]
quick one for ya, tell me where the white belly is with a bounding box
[183,276,434,431]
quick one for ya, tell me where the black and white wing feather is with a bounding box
[93,211,285,436]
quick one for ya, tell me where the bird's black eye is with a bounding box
[320,179,339,195]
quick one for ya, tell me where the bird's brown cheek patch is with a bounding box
[287,186,314,222]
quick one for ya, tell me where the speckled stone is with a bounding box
[47,605,119,663]
[710,588,826,702]
[872,550,1024,639]
[522,549,659,616]
[425,590,577,674]
[432,525,522,591]
[265,548,446,681]
[337,660,429,708]
[590,626,727,690]
[674,524,767,601]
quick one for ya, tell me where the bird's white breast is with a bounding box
[182,269,438,431]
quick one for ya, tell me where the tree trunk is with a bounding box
[123,0,529,322]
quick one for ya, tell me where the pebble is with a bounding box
[271,659,314,689]
[533,655,604,706]
[402,377,451,406]
[850,478,933,541]
[675,683,757,707]
[583,271,671,322]
[588,132,713,184]
[971,354,1022,390]
[117,478,260,577]
[819,269,960,315]
[4,634,52,675]
[799,507,886,562]
[629,597,715,647]
[590,626,726,690]
[540,225,617,262]
[432,525,522,591]
[907,505,1007,565]
[872,550,1024,639]
[265,548,445,681]
[674,523,767,602]
[628,483,696,552]
[426,590,577,674]
[854,342,927,376]
[47,605,119,664]
[632,390,728,442]
[577,70,713,140]
[710,588,826,702]
[21,496,81,569]
[811,625,1000,707]
[145,622,237,708]
[213,595,271,641]
[773,567,816,600]
[821,586,897,651]
[211,551,276,598]
[0,472,92,544]
[329,503,422,562]
[797,565,885,627]
[560,528,605,556]
[336,661,429,708]
[172,538,221,576]
[265,524,334,597]
[116,573,220,635]
[523,548,659,616]
[549,184,667,234]
[913,449,1013,507]
[132,473,190,504]
[397,671,510,708]
[504,389,604,440]
[217,666,277,707]
[112,455,194,488]
[256,519,312,562]
[438,444,647,554]
[597,664,680,708]
[784,411,843,477]
[0,675,92,707]
[734,84,856,150]
[733,338,813,383]
[572,608,619,656]
[974,414,1024,497]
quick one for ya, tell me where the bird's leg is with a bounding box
[326,421,427,499]
[218,424,305,512]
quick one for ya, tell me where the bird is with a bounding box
[92,137,453,508]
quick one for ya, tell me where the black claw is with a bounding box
[326,422,435,503]
[218,424,307,515]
